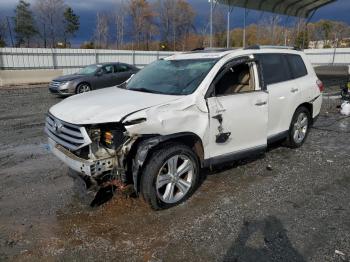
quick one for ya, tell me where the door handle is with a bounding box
[255,101,267,106]
[291,88,299,93]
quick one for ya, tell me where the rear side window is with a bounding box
[117,64,130,72]
[286,54,307,78]
[257,54,292,85]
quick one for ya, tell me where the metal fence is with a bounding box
[0,48,177,75]
[0,47,349,75]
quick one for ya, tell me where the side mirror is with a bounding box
[95,70,103,77]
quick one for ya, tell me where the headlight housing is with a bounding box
[89,124,127,150]
[59,81,70,89]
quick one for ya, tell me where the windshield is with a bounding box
[126,59,217,95]
[77,65,99,75]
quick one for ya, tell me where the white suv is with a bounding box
[45,46,323,209]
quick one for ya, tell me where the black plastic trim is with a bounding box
[267,131,288,144]
[203,145,266,168]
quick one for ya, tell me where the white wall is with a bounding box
[0,48,176,75]
[304,48,350,66]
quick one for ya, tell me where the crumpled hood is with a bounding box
[49,87,182,125]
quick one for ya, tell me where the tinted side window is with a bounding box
[117,64,130,72]
[102,65,113,74]
[257,54,292,85]
[286,54,307,79]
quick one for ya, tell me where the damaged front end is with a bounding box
[45,113,138,206]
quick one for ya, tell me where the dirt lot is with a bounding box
[0,87,349,262]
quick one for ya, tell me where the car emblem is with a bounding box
[53,120,63,134]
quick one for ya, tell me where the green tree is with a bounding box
[320,20,332,40]
[63,7,80,47]
[13,0,37,47]
[295,30,309,49]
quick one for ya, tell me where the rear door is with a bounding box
[206,57,268,159]
[114,63,134,84]
[285,54,313,102]
[256,54,297,137]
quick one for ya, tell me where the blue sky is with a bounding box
[0,0,349,46]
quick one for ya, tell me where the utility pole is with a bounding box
[243,9,247,47]
[6,16,14,47]
[226,6,234,48]
[284,16,290,46]
[43,23,47,48]
[256,12,264,45]
[210,0,213,48]
[173,1,176,51]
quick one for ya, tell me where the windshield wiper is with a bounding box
[130,88,163,94]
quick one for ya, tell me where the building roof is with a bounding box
[217,0,336,18]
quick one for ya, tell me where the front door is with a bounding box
[98,64,115,88]
[206,58,268,159]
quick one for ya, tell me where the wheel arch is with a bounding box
[296,102,313,124]
[127,132,204,194]
[75,81,91,93]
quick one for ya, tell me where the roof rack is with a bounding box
[244,45,301,51]
[190,47,236,53]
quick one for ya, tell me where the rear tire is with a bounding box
[286,106,311,148]
[140,143,200,210]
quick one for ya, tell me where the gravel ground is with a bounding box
[0,87,349,262]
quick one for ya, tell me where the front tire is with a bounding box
[140,143,200,210]
[76,83,91,94]
[286,106,311,148]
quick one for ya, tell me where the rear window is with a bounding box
[286,54,307,79]
[257,54,292,85]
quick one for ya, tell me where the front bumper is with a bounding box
[49,86,74,95]
[48,137,115,176]
[48,81,75,95]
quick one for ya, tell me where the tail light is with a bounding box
[316,79,324,92]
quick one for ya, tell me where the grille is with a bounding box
[49,81,62,88]
[49,87,59,94]
[45,114,91,151]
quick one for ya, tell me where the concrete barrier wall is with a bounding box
[0,69,63,86]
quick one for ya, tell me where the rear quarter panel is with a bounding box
[300,53,322,118]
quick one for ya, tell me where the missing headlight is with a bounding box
[101,125,127,149]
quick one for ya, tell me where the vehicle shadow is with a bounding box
[223,216,305,262]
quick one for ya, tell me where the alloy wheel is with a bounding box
[156,154,194,204]
[293,112,308,144]
[78,84,91,93]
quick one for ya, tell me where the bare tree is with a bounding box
[212,5,226,47]
[94,12,109,48]
[35,0,65,47]
[156,0,175,47]
[332,21,348,47]
[128,0,155,50]
[114,0,127,49]
[156,0,195,50]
